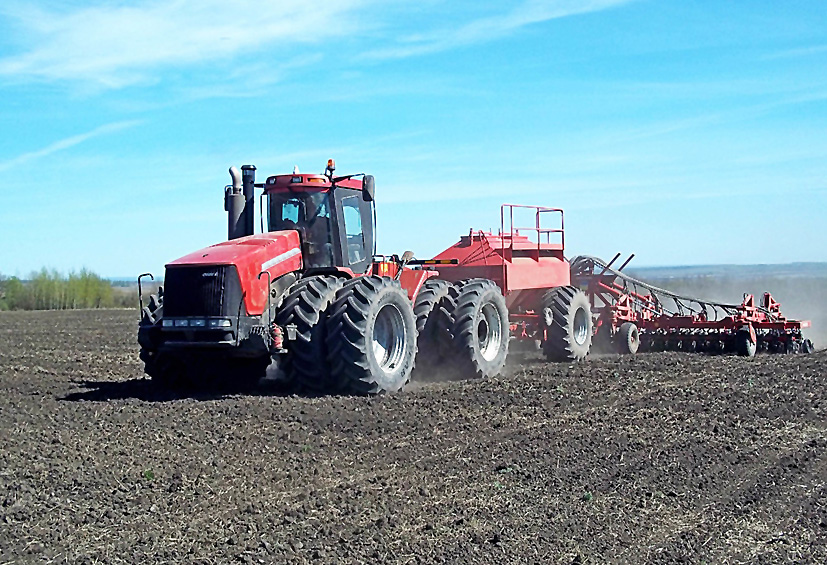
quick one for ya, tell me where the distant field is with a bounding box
[629,262,827,280]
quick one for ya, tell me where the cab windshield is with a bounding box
[268,190,334,268]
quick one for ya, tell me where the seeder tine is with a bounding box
[616,254,635,273]
[600,253,621,273]
[595,253,622,284]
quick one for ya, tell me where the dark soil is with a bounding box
[1,309,825,564]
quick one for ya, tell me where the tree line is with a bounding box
[0,268,136,311]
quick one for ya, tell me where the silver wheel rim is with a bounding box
[573,307,589,346]
[372,303,406,374]
[478,302,503,362]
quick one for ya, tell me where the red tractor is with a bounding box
[138,161,593,394]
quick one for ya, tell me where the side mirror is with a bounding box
[362,175,375,202]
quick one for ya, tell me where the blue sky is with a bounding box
[0,0,825,278]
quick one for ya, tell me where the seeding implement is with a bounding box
[137,161,814,394]
[571,255,814,356]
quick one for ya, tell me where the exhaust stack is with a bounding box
[225,166,245,240]
[225,165,257,240]
[241,165,256,237]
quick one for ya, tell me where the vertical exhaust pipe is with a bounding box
[226,166,244,240]
[241,165,256,237]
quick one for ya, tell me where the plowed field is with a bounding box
[1,309,825,564]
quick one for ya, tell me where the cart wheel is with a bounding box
[735,330,756,357]
[542,286,593,362]
[617,322,639,355]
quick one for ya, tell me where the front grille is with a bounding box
[164,265,242,317]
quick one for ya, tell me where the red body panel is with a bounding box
[433,231,569,290]
[168,231,302,316]
[432,205,569,303]
[369,260,435,300]
[431,209,569,317]
[398,269,435,301]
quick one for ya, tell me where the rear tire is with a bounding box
[412,279,455,375]
[617,322,640,354]
[542,286,593,362]
[441,279,509,379]
[276,275,343,394]
[326,276,417,395]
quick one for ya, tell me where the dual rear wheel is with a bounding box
[432,279,510,380]
[420,280,596,376]
[282,276,514,394]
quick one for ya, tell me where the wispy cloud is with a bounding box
[0,0,366,89]
[0,0,636,90]
[0,121,141,172]
[363,0,636,59]
[766,44,827,60]
[173,54,324,102]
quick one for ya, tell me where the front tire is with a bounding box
[542,286,593,362]
[139,290,166,381]
[326,277,417,395]
[276,275,343,393]
[143,351,190,390]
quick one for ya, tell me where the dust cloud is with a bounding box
[637,274,827,349]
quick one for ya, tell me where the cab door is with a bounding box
[333,189,373,274]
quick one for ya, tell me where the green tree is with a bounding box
[4,276,29,310]
[0,268,125,311]
[0,273,7,311]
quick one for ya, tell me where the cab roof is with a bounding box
[264,173,364,193]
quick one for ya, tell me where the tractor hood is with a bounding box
[167,231,302,316]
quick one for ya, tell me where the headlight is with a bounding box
[190,319,206,327]
[174,319,189,327]
[162,319,173,327]
[209,318,232,328]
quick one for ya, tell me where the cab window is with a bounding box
[280,199,301,223]
[268,191,334,268]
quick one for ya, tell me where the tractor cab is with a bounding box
[264,160,375,274]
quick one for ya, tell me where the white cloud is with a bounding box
[363,0,636,59]
[0,0,366,88]
[0,0,636,89]
[0,121,141,172]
